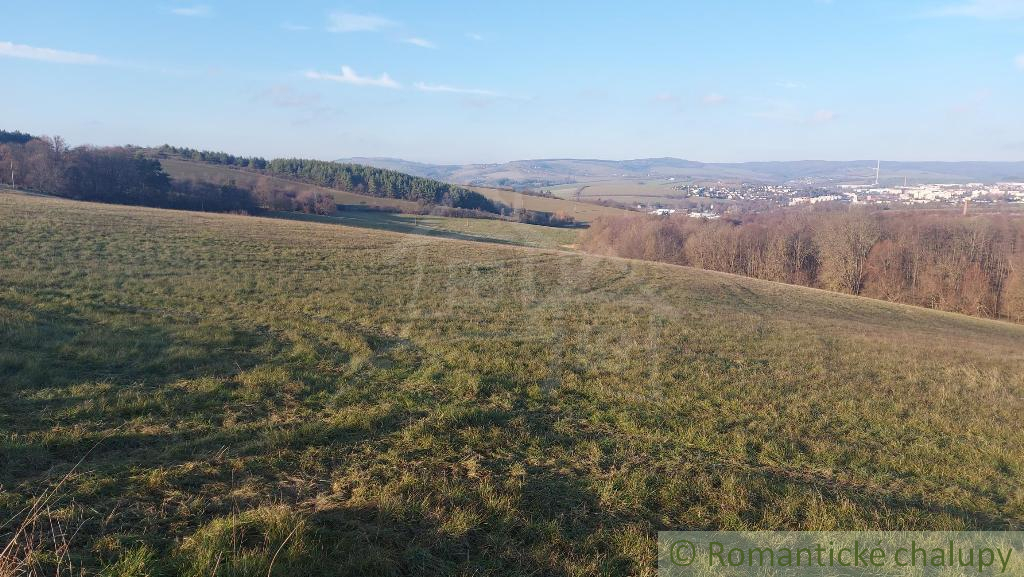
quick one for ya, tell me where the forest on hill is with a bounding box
[153,145,577,226]
[155,145,498,212]
[582,210,1024,322]
[0,133,574,226]
[1,131,257,212]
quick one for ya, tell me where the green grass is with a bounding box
[270,209,579,249]
[2,192,1023,576]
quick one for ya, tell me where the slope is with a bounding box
[469,185,633,221]
[1,192,1023,576]
[159,158,422,211]
[159,158,627,222]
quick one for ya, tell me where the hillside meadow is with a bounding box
[546,180,682,205]
[270,210,578,250]
[159,157,627,224]
[468,186,632,223]
[2,192,1023,576]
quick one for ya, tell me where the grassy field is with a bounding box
[469,186,633,222]
[546,180,684,207]
[272,210,579,250]
[2,192,1024,576]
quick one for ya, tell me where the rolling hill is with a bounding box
[468,185,632,221]
[2,191,1023,575]
[340,157,1024,187]
[159,158,422,211]
[158,157,628,222]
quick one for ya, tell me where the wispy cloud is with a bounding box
[402,37,437,49]
[282,22,310,31]
[1016,53,1024,69]
[653,92,677,103]
[928,0,1024,19]
[0,41,103,64]
[811,109,837,123]
[775,80,805,89]
[327,12,397,32]
[256,84,322,108]
[466,32,483,41]
[170,5,212,17]
[254,84,336,125]
[305,66,400,88]
[702,93,728,105]
[414,82,501,97]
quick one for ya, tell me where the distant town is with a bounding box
[655,180,1024,217]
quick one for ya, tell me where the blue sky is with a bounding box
[2,0,1023,163]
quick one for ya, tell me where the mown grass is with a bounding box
[1,192,1023,576]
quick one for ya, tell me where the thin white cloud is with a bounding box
[327,12,397,32]
[254,85,335,124]
[1016,53,1024,69]
[0,41,103,64]
[812,110,837,122]
[282,22,310,31]
[775,80,805,89]
[929,0,1024,19]
[653,92,677,103]
[256,84,321,108]
[702,93,728,105]
[402,37,437,49]
[413,82,501,97]
[466,32,483,41]
[305,66,400,88]
[170,5,212,17]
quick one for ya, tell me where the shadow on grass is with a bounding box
[266,210,526,246]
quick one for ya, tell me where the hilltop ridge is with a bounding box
[338,156,1024,188]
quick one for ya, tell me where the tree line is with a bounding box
[1,135,257,212]
[154,145,500,213]
[156,144,269,170]
[2,131,577,227]
[264,158,498,212]
[154,145,576,226]
[581,209,1024,322]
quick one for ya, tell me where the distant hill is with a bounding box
[158,159,630,223]
[339,157,1024,187]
